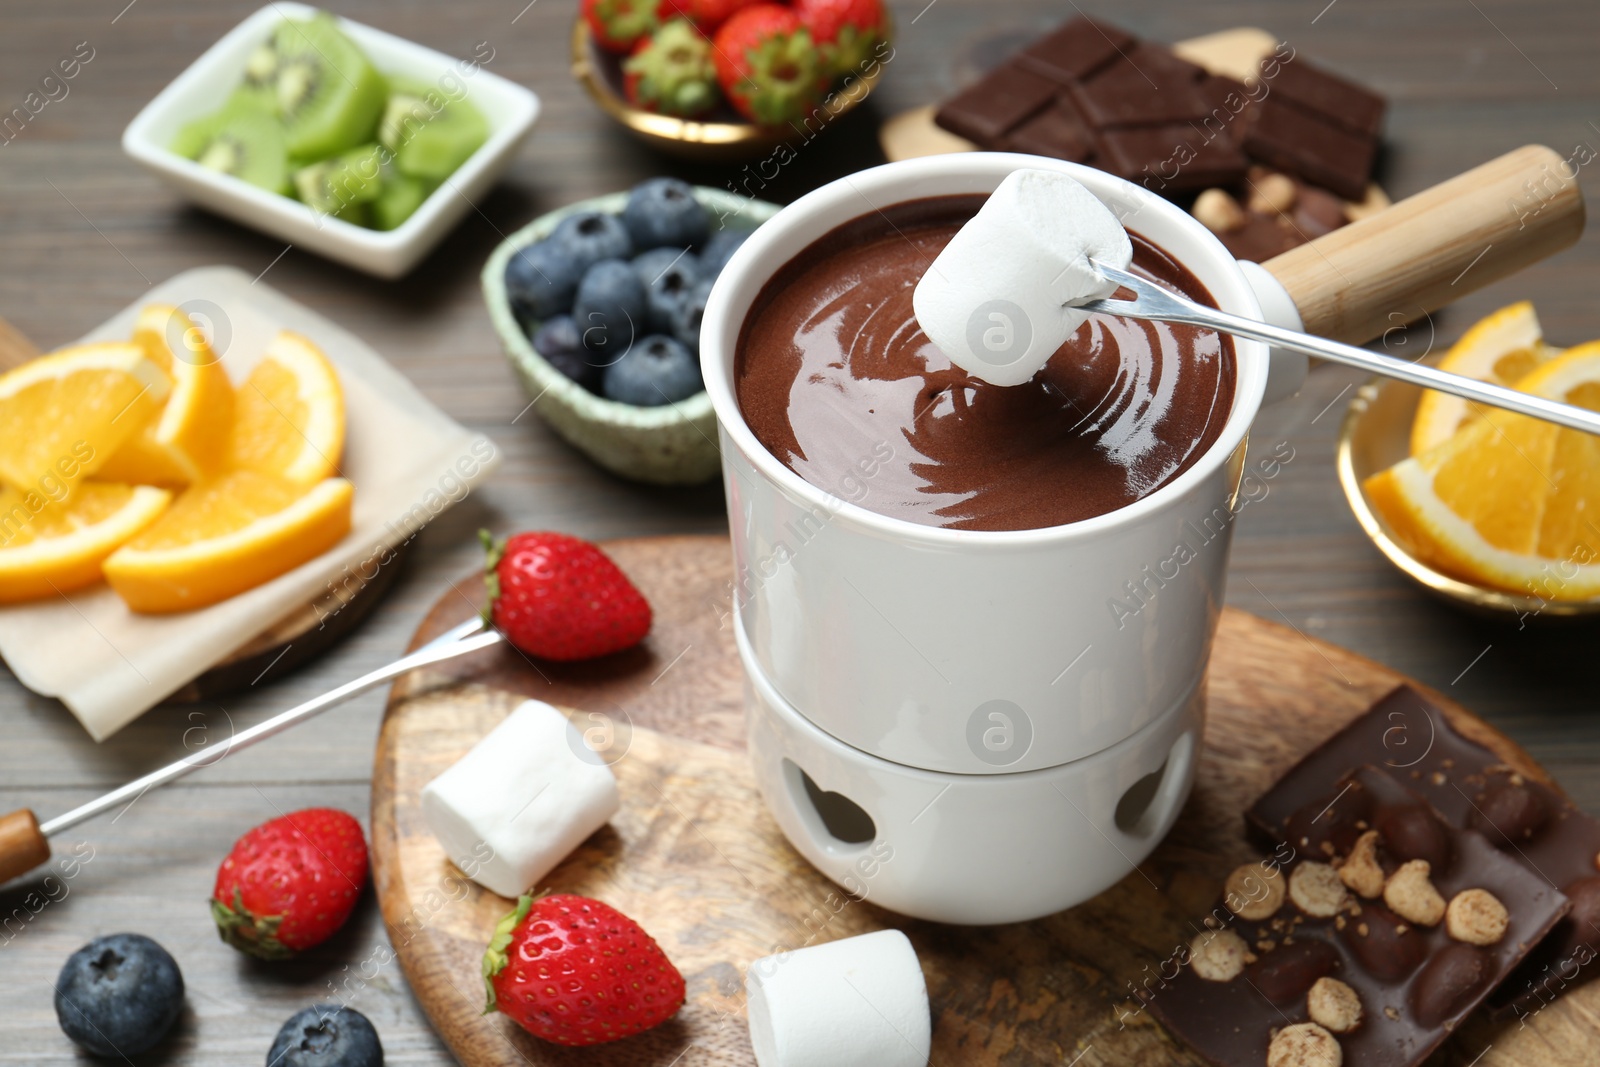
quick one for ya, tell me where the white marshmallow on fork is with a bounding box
[421,699,620,898]
[912,168,1133,387]
[746,929,930,1067]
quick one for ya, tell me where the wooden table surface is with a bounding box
[3,0,1598,1062]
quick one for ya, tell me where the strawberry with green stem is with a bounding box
[794,0,888,78]
[712,4,830,126]
[624,19,720,118]
[481,530,652,661]
[211,808,368,960]
[584,0,660,54]
[483,893,686,1046]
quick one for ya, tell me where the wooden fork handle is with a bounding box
[1264,144,1586,345]
[0,809,51,885]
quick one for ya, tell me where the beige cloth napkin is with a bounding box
[0,266,498,740]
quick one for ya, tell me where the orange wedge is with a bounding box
[103,471,353,614]
[1366,342,1600,599]
[229,331,345,485]
[98,304,236,487]
[0,343,170,498]
[1410,301,1560,454]
[0,482,172,602]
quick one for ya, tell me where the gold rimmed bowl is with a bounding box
[1337,375,1600,622]
[570,15,891,161]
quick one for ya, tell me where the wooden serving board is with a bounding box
[0,316,401,703]
[372,535,1598,1066]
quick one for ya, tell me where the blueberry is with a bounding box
[550,210,632,266]
[504,240,585,322]
[266,1004,383,1067]
[573,259,647,366]
[604,334,703,406]
[699,227,753,278]
[631,246,699,289]
[55,933,184,1057]
[638,251,703,333]
[670,277,716,353]
[622,178,710,252]
[531,314,603,392]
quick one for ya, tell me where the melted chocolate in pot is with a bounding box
[735,195,1236,531]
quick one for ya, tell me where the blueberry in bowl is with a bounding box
[483,179,775,486]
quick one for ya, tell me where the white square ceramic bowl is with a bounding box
[122,2,540,278]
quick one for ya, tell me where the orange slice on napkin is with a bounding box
[0,482,172,602]
[229,331,346,486]
[98,304,237,487]
[1409,301,1558,455]
[0,343,171,498]
[103,470,353,614]
[1366,342,1600,598]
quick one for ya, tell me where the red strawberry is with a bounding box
[483,893,686,1046]
[656,0,757,34]
[794,0,887,76]
[712,4,830,126]
[624,19,720,117]
[482,530,652,661]
[583,0,660,54]
[211,808,368,960]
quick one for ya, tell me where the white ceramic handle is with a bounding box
[1238,261,1308,405]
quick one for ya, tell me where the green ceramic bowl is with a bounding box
[482,187,780,486]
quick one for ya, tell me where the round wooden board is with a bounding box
[372,535,1597,1067]
[0,316,404,704]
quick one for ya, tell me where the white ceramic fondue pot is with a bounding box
[700,148,1583,924]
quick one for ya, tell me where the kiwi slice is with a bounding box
[172,109,290,194]
[371,171,432,230]
[378,78,489,181]
[267,14,387,161]
[293,143,384,215]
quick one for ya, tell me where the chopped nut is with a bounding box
[1267,1022,1342,1067]
[1384,1005,1400,1021]
[1193,188,1247,233]
[1356,922,1369,937]
[1446,888,1509,945]
[1190,928,1249,982]
[1334,915,1346,931]
[1289,861,1350,918]
[1431,772,1447,786]
[1338,830,1385,899]
[1384,859,1447,926]
[1257,939,1277,953]
[1226,862,1287,921]
[1307,977,1363,1034]
[1248,172,1298,215]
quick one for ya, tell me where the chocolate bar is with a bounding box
[1248,685,1600,1018]
[1148,765,1569,1067]
[1242,97,1378,201]
[929,16,1388,257]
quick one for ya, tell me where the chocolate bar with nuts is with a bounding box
[1248,684,1600,1017]
[1147,766,1568,1067]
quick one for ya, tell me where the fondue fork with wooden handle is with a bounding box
[0,618,502,885]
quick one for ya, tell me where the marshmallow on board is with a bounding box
[421,699,620,899]
[913,168,1133,387]
[746,929,931,1067]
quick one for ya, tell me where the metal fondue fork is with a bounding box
[0,616,504,884]
[1082,262,1600,437]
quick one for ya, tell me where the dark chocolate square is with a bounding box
[934,64,1058,146]
[1269,58,1386,139]
[1195,75,1258,140]
[1004,99,1095,162]
[1095,125,1248,192]
[1069,59,1210,128]
[1014,15,1133,84]
[1243,97,1377,200]
[1124,40,1207,84]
